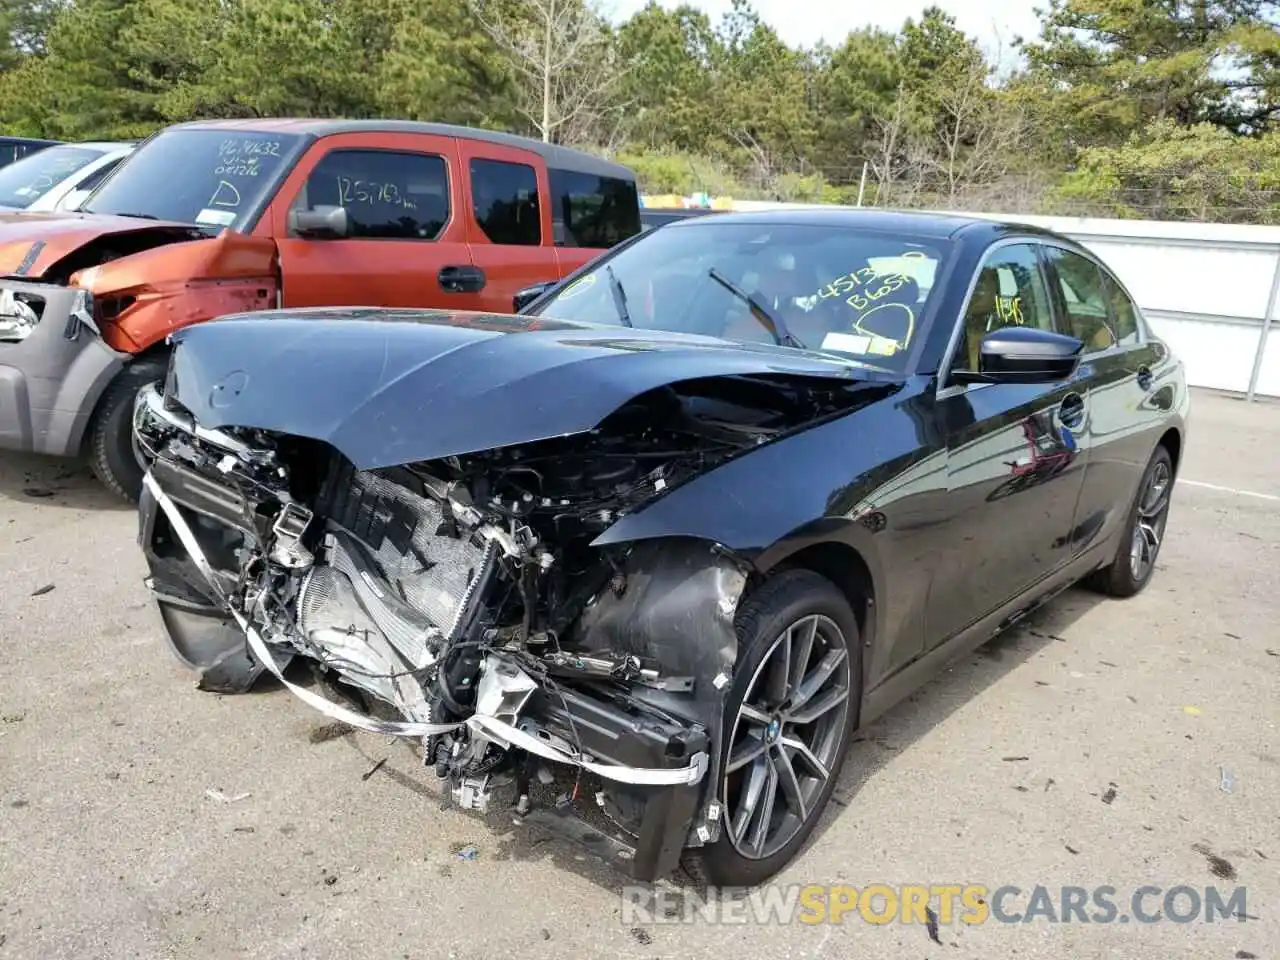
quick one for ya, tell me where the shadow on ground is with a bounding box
[0,452,130,512]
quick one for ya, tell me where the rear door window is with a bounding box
[292,148,450,240]
[1043,247,1116,352]
[1101,270,1143,346]
[469,158,540,246]
[549,168,640,247]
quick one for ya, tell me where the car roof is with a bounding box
[667,206,1063,242]
[165,118,633,181]
[62,141,135,152]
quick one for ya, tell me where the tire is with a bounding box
[1086,444,1175,598]
[686,569,862,888]
[86,355,168,503]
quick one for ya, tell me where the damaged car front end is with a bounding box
[134,309,893,882]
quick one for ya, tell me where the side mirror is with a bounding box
[513,280,556,313]
[289,205,349,239]
[954,326,1083,385]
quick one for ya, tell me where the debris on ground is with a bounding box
[1183,705,1202,715]
[30,584,54,597]
[454,844,479,861]
[630,927,653,945]
[1002,756,1029,762]
[1101,783,1118,805]
[1065,844,1080,855]
[1220,766,1236,793]
[308,722,353,744]
[361,757,387,781]
[1045,778,1056,792]
[205,788,251,803]
[1191,844,1237,881]
[925,906,941,944]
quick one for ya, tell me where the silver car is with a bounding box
[0,141,135,213]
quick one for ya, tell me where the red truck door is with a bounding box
[454,138,560,313]
[264,131,479,309]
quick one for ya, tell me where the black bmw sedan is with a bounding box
[133,208,1188,889]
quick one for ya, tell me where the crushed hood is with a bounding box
[167,308,890,469]
[0,211,204,279]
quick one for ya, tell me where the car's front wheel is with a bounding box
[1088,444,1175,597]
[86,355,167,503]
[688,569,861,888]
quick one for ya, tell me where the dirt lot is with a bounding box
[0,387,1276,960]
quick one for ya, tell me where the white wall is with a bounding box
[725,201,1280,400]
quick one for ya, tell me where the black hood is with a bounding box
[166,308,889,469]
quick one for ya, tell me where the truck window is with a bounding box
[470,158,540,246]
[294,148,450,240]
[83,129,303,230]
[549,168,640,248]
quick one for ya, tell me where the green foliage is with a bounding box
[1054,119,1280,222]
[0,0,1275,222]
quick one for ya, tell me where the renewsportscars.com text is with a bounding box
[620,883,1250,926]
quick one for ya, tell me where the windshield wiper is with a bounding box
[605,265,633,327]
[707,267,804,349]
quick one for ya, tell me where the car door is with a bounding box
[925,240,1092,647]
[1041,244,1168,554]
[455,139,560,313]
[267,132,475,309]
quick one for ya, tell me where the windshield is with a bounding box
[82,129,303,229]
[530,220,949,370]
[0,145,105,209]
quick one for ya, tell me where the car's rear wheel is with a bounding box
[86,355,167,504]
[1087,444,1174,598]
[687,569,861,888]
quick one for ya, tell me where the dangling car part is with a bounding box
[135,210,1190,885]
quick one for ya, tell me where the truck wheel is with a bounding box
[87,356,167,503]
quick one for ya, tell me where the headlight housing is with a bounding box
[0,288,45,343]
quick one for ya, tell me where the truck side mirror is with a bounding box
[289,205,349,239]
[513,280,556,313]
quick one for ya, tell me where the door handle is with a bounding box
[1136,365,1153,392]
[1058,391,1086,429]
[438,265,486,294]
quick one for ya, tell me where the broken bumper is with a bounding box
[0,282,127,457]
[137,466,712,881]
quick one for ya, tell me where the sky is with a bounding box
[606,0,1045,62]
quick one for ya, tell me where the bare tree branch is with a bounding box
[471,0,627,144]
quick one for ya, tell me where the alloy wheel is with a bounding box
[723,614,851,860]
[1129,459,1172,583]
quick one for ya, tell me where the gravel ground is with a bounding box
[0,387,1276,960]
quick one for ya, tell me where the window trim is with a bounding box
[286,145,453,242]
[468,156,542,247]
[937,237,1057,396]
